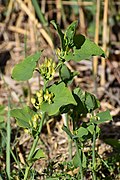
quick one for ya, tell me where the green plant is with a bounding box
[10,20,112,179]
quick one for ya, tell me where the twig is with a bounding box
[78,0,86,35]
[0,23,29,35]
[47,1,93,6]
[101,0,109,86]
[93,0,100,95]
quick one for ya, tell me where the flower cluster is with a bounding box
[39,58,55,81]
[31,89,54,110]
[29,114,39,129]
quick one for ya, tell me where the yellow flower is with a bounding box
[39,58,55,81]
[32,114,39,129]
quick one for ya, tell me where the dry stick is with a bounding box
[28,0,36,53]
[78,0,86,35]
[41,0,46,14]
[47,0,93,6]
[60,0,68,28]
[101,0,109,86]
[56,0,62,25]
[93,0,100,95]
[0,23,29,35]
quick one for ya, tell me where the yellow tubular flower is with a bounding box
[32,114,39,129]
[39,58,55,81]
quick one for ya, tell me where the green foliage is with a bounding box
[51,21,105,63]
[10,106,35,128]
[10,20,113,179]
[73,151,87,169]
[41,82,77,116]
[12,51,42,81]
[65,35,105,62]
[96,110,113,124]
[76,127,88,138]
[59,64,78,85]
[73,87,100,115]
[31,149,46,162]
[0,105,5,125]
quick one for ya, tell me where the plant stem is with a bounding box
[92,125,96,180]
[24,112,46,180]
[74,140,83,180]
[31,0,48,27]
[6,96,11,179]
[62,113,72,160]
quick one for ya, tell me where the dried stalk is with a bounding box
[56,0,62,25]
[78,0,86,35]
[101,0,109,86]
[47,1,93,6]
[93,0,100,95]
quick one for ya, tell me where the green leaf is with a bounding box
[76,127,88,138]
[31,149,46,161]
[64,21,78,48]
[73,88,88,115]
[82,152,87,168]
[96,110,112,124]
[73,151,80,168]
[0,116,4,123]
[10,106,35,128]
[85,92,100,112]
[59,64,71,82]
[51,20,65,50]
[12,51,42,81]
[73,151,86,168]
[41,82,77,116]
[65,34,105,61]
[87,124,95,134]
[0,105,5,123]
[73,88,100,115]
[0,121,5,129]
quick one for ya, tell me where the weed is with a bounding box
[10,21,113,179]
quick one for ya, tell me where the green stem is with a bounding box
[6,96,11,179]
[31,0,48,27]
[92,125,96,180]
[24,112,46,180]
[63,113,72,160]
[74,140,83,180]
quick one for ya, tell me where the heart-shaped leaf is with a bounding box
[41,82,77,116]
[77,127,88,138]
[12,51,42,81]
[10,106,35,128]
[65,34,105,61]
